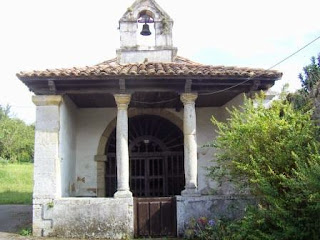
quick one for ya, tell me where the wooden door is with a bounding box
[134,197,177,237]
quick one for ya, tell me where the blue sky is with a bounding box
[0,0,319,124]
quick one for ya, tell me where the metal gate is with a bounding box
[105,115,184,237]
[130,152,184,197]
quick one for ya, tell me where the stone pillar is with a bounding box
[114,94,132,198]
[181,93,200,196]
[32,95,62,236]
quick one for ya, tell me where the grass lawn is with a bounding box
[0,163,33,204]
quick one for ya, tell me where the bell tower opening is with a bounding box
[105,115,184,197]
[137,10,155,47]
[117,0,177,64]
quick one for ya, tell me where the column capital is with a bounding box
[32,95,62,106]
[114,94,131,110]
[180,93,198,105]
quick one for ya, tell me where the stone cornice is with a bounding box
[32,95,63,106]
[180,93,198,105]
[114,94,131,110]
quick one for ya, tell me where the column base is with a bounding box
[114,190,133,198]
[181,188,201,197]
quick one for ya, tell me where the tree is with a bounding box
[288,53,320,112]
[299,54,320,94]
[209,93,320,240]
[0,105,34,163]
[0,104,10,120]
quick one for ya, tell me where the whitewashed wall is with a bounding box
[59,96,77,197]
[75,108,117,196]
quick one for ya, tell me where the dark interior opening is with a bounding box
[105,115,184,197]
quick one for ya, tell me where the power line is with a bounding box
[132,34,320,103]
[268,35,320,71]
[8,35,319,107]
[131,98,178,105]
[198,34,320,96]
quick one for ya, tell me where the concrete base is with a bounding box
[33,198,134,239]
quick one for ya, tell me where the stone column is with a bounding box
[32,95,62,236]
[114,94,132,198]
[181,93,200,196]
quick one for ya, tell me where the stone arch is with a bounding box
[96,108,183,197]
[137,9,155,20]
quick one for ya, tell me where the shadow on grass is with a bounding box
[0,191,32,205]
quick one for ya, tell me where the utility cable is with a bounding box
[132,34,320,104]
[198,34,320,96]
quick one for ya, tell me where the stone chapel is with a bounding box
[17,0,282,238]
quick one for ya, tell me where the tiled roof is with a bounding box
[17,56,282,80]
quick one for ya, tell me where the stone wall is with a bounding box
[176,195,255,236]
[34,198,134,239]
[32,96,62,236]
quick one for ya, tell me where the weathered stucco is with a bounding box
[35,198,134,239]
[32,95,62,236]
[176,195,255,236]
[117,0,176,64]
[59,96,77,197]
[75,108,116,196]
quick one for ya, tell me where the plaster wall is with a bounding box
[117,48,176,64]
[221,93,245,121]
[167,107,227,195]
[59,96,77,197]
[34,198,134,239]
[200,93,246,196]
[75,108,117,196]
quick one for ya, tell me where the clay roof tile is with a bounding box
[16,56,283,80]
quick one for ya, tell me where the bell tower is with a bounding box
[117,0,177,64]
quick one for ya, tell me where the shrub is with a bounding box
[184,217,232,240]
[19,227,32,236]
[209,92,320,239]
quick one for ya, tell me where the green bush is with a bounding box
[184,217,233,240]
[19,227,32,236]
[209,93,320,240]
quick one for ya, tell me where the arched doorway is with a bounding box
[105,115,184,197]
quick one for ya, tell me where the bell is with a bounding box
[140,23,151,36]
